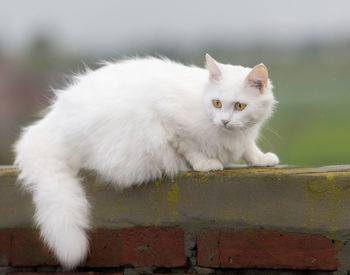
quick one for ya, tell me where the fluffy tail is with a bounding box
[14,122,90,269]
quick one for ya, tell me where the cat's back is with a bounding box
[83,57,206,93]
[53,57,207,122]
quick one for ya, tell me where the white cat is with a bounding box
[14,54,279,268]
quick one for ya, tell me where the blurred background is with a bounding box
[0,0,349,166]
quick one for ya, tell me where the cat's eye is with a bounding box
[234,102,246,111]
[212,99,222,108]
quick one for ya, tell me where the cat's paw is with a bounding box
[193,159,224,172]
[251,152,279,167]
[263,152,279,166]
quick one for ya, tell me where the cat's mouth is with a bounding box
[220,123,251,132]
[219,123,236,132]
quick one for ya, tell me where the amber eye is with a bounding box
[212,99,222,108]
[234,102,246,111]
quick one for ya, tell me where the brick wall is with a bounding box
[0,227,339,274]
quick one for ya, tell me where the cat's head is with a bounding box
[203,54,277,132]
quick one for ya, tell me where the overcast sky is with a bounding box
[1,0,350,55]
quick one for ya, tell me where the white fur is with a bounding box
[14,55,278,268]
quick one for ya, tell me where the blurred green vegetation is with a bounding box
[1,41,349,166]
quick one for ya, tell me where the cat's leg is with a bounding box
[175,141,223,172]
[242,142,279,167]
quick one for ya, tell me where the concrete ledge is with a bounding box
[1,165,350,273]
[1,165,350,231]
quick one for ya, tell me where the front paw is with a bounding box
[250,152,279,167]
[193,159,224,172]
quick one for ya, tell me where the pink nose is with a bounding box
[221,119,229,125]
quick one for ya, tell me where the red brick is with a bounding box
[0,229,11,266]
[197,229,339,270]
[84,227,185,268]
[120,227,186,267]
[121,227,155,266]
[84,229,122,267]
[11,229,58,266]
[153,227,186,267]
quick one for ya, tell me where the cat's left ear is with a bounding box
[205,54,222,81]
[246,63,268,93]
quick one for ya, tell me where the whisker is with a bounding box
[265,126,282,140]
[257,133,272,147]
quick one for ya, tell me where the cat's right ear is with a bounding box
[205,54,221,81]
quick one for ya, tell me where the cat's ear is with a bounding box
[205,54,221,81]
[246,63,268,93]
